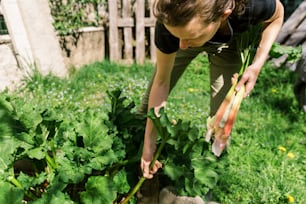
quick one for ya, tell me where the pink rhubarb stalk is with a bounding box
[206,74,246,157]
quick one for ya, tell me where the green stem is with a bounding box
[8,176,37,200]
[120,136,168,204]
[46,153,57,171]
[8,176,22,188]
[116,157,140,167]
[120,109,169,203]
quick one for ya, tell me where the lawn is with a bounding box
[0,54,305,203]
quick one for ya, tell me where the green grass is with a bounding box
[7,55,306,203]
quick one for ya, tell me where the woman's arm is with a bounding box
[141,48,176,179]
[235,0,284,96]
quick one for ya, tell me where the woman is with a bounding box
[139,0,284,181]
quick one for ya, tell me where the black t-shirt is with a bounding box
[155,0,276,54]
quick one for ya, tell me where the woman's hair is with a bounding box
[153,0,247,26]
[234,0,247,16]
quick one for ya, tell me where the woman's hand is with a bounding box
[141,121,163,179]
[141,157,162,179]
[235,64,260,97]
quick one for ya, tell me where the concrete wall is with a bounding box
[0,35,24,91]
[0,0,105,92]
[0,27,106,91]
[60,27,105,68]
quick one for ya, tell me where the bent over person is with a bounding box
[137,0,284,202]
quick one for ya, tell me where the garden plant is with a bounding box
[0,45,305,203]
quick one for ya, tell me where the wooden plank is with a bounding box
[122,0,133,62]
[150,25,156,62]
[149,0,156,62]
[276,0,306,43]
[108,0,156,63]
[118,18,134,27]
[144,18,156,27]
[108,0,120,61]
[136,0,145,64]
[285,18,306,46]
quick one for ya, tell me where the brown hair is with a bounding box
[153,0,247,26]
[233,0,247,16]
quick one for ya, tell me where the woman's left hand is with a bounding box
[235,64,261,97]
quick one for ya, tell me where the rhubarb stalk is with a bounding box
[205,25,262,156]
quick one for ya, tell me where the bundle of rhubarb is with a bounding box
[205,25,262,156]
[205,74,245,156]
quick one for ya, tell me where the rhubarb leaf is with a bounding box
[80,176,116,204]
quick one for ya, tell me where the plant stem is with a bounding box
[120,109,170,203]
[8,176,37,200]
[46,153,57,171]
[8,176,22,188]
[120,137,168,204]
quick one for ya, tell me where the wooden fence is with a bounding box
[108,0,156,64]
[0,0,156,68]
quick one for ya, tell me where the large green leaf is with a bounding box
[57,156,91,184]
[191,157,218,188]
[163,161,185,180]
[31,191,74,204]
[89,150,119,170]
[14,102,43,131]
[76,110,113,154]
[17,172,46,191]
[80,176,117,204]
[0,136,18,172]
[0,181,24,204]
[26,147,46,160]
[113,170,130,194]
[270,43,302,62]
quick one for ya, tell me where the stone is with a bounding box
[159,187,208,204]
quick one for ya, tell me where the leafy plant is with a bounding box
[122,107,219,203]
[1,57,305,203]
[49,0,106,35]
[0,86,219,203]
[270,43,302,63]
[0,89,135,203]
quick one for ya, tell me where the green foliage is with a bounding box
[80,176,117,203]
[1,56,305,203]
[49,0,106,35]
[0,66,219,203]
[0,181,24,204]
[270,43,302,63]
[0,88,145,203]
[147,108,219,196]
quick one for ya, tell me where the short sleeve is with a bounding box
[154,21,180,54]
[229,0,277,32]
[249,0,276,23]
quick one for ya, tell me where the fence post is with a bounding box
[122,0,133,63]
[136,0,145,64]
[108,0,156,64]
[108,0,120,61]
[149,0,156,63]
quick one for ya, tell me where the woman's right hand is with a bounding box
[141,157,162,179]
